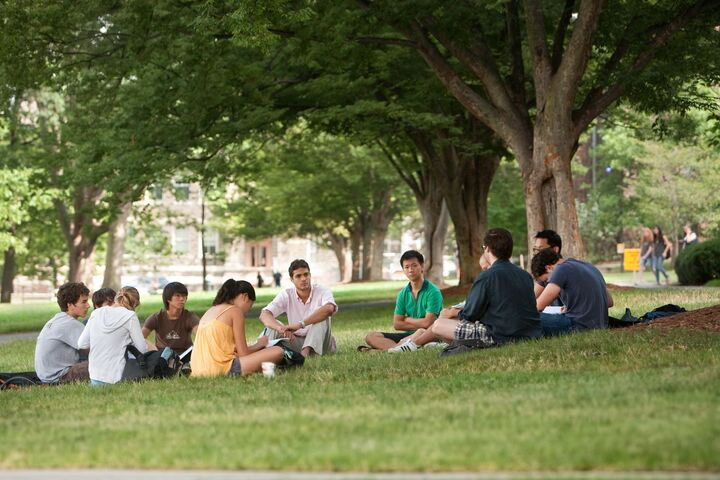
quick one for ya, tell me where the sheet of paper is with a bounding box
[542,306,563,314]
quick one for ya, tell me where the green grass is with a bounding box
[0,281,404,334]
[1,284,719,472]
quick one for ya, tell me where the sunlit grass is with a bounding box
[0,285,719,471]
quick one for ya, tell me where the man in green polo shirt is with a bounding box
[361,250,443,352]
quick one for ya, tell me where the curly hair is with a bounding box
[56,282,90,312]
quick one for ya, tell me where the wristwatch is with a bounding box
[300,320,306,328]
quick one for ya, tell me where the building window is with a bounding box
[174,227,190,254]
[250,246,256,267]
[260,246,267,266]
[204,229,220,255]
[149,184,163,201]
[173,181,191,201]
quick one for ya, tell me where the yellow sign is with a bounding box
[624,248,640,272]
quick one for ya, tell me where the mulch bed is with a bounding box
[621,304,720,333]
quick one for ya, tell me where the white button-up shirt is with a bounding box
[263,284,337,337]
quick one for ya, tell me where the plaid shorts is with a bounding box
[454,320,495,347]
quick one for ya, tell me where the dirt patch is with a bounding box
[622,304,720,333]
[441,283,472,297]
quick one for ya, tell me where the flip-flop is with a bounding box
[357,345,372,353]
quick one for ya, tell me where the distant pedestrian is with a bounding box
[273,271,281,287]
[257,272,264,288]
[681,224,698,250]
[651,225,672,285]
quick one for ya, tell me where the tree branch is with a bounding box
[550,0,576,72]
[573,0,719,136]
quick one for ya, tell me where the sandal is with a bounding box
[357,345,372,353]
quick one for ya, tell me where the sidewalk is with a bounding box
[1,470,719,480]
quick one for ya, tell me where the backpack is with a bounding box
[0,371,42,390]
[123,345,181,381]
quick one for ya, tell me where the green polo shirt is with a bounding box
[394,279,443,319]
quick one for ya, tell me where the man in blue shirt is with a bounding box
[532,248,614,335]
[362,250,443,352]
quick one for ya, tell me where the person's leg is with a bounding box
[653,256,661,284]
[238,346,285,375]
[301,319,332,356]
[366,331,411,350]
[539,313,573,337]
[430,318,462,342]
[59,361,89,383]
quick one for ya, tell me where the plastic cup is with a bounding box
[261,362,276,378]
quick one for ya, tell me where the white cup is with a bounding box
[261,362,276,378]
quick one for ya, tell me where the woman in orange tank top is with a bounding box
[192,279,284,377]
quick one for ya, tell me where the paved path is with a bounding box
[1,470,719,480]
[0,300,395,345]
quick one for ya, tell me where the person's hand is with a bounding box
[286,322,302,333]
[255,336,269,349]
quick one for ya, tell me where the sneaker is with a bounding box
[424,341,448,349]
[388,340,418,353]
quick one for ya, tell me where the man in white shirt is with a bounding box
[259,259,337,357]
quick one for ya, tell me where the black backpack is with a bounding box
[123,345,181,380]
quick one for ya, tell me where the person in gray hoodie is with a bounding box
[78,286,151,385]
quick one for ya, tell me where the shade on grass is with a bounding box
[0,285,718,472]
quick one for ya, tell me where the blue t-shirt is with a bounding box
[548,258,610,330]
[394,279,443,324]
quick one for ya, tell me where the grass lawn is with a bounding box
[0,284,719,472]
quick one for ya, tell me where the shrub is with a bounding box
[675,239,720,285]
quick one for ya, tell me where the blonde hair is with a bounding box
[115,286,140,311]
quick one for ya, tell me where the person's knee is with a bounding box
[365,331,382,344]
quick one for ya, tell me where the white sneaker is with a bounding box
[388,340,418,353]
[424,341,447,349]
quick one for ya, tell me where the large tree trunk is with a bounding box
[411,121,500,285]
[368,190,395,281]
[418,199,448,286]
[443,152,498,285]
[1,247,15,303]
[361,224,372,281]
[326,232,348,283]
[102,202,132,291]
[350,227,362,282]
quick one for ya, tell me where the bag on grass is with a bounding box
[0,371,42,390]
[123,345,181,381]
[273,339,305,367]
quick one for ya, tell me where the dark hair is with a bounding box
[56,282,90,312]
[399,250,424,267]
[535,229,562,254]
[92,287,116,309]
[484,228,513,260]
[288,259,310,278]
[531,248,562,279]
[162,282,188,309]
[653,225,664,243]
[213,279,256,305]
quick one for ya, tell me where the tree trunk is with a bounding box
[102,202,132,291]
[326,232,348,283]
[361,224,372,281]
[521,125,586,260]
[417,194,448,286]
[350,227,362,282]
[1,247,16,303]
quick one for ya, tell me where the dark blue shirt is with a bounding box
[460,259,541,343]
